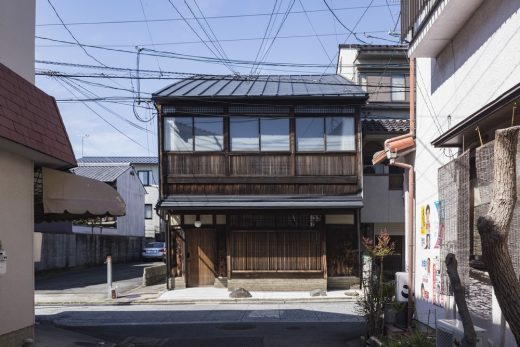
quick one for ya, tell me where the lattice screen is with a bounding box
[438,150,470,287]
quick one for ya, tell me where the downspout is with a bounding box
[389,58,416,326]
[390,159,415,325]
[372,58,416,326]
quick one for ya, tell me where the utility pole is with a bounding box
[81,133,89,158]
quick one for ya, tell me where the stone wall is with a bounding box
[35,232,144,272]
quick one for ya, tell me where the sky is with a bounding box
[35,0,400,158]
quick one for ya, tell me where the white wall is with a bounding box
[116,169,145,237]
[0,149,34,338]
[414,0,520,344]
[0,0,35,83]
[133,164,160,239]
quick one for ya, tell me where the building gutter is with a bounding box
[371,58,416,326]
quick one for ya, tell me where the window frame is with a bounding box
[295,116,357,153]
[144,204,153,220]
[163,116,224,152]
[230,116,291,153]
[391,75,406,102]
[137,170,151,186]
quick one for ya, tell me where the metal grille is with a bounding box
[475,139,520,275]
[438,150,470,287]
[228,105,289,114]
[294,105,355,114]
[228,213,322,229]
[162,105,224,115]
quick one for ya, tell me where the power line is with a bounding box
[298,0,332,61]
[46,0,108,67]
[322,0,366,44]
[320,0,375,75]
[255,0,297,75]
[138,0,163,74]
[36,30,391,48]
[251,0,279,75]
[54,77,150,150]
[36,4,398,27]
[166,0,236,74]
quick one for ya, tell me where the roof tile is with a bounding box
[0,63,76,167]
[362,118,410,134]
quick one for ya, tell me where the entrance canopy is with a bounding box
[37,167,126,221]
[158,195,363,211]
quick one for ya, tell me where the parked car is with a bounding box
[142,242,166,261]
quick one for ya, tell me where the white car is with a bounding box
[141,242,166,261]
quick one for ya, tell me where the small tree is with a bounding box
[358,229,396,337]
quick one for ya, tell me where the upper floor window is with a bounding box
[296,117,355,151]
[230,117,289,151]
[144,204,153,219]
[138,170,151,186]
[392,75,406,101]
[164,116,223,151]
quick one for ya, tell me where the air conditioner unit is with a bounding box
[436,319,487,347]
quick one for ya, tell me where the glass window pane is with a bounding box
[260,118,289,151]
[392,75,405,101]
[296,118,324,151]
[163,117,193,151]
[230,117,259,151]
[326,117,355,151]
[144,204,153,219]
[138,171,150,185]
[194,117,223,151]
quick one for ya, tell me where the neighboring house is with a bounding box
[78,156,161,240]
[338,44,410,274]
[71,164,146,237]
[152,74,367,291]
[387,0,519,345]
[0,1,123,344]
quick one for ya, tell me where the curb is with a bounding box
[36,297,360,307]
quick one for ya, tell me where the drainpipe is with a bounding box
[388,58,416,326]
[390,159,415,326]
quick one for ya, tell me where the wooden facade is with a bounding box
[155,98,366,290]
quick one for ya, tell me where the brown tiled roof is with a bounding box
[0,63,76,167]
[362,118,410,134]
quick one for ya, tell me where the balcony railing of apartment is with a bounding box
[401,0,441,42]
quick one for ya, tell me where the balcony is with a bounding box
[401,0,484,57]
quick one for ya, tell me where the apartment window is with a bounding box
[145,204,153,219]
[296,117,355,151]
[230,117,289,151]
[138,170,151,186]
[392,75,406,101]
[164,116,223,151]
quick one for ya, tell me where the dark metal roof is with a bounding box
[71,165,131,182]
[153,74,366,99]
[362,118,410,134]
[78,156,158,164]
[157,195,363,210]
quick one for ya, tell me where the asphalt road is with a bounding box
[36,303,365,347]
[35,261,163,294]
[65,321,364,347]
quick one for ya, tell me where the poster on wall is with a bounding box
[418,200,447,308]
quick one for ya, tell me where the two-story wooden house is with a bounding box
[153,74,368,291]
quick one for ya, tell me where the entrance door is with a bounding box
[187,229,217,287]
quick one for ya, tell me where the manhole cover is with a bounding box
[217,323,256,331]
